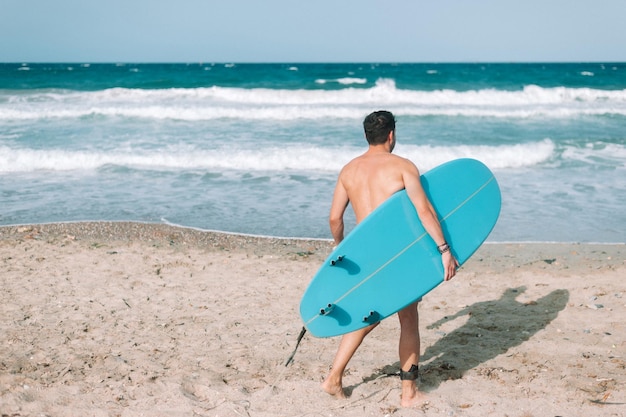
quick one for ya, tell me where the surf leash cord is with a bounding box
[284,326,307,367]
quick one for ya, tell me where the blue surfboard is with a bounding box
[299,158,501,338]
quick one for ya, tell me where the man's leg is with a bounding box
[321,323,378,398]
[397,302,427,407]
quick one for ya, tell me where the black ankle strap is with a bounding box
[400,364,419,380]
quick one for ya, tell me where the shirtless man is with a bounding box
[321,110,459,407]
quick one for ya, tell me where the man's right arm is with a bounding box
[329,176,349,245]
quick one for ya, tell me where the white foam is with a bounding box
[1,81,625,121]
[398,139,556,171]
[315,77,367,85]
[561,141,626,167]
[0,140,559,173]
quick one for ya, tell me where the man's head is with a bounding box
[363,110,396,146]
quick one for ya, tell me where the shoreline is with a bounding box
[0,221,334,261]
[0,221,626,270]
[2,220,624,246]
[2,222,625,272]
[1,221,624,416]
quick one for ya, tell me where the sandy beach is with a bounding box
[1,222,624,417]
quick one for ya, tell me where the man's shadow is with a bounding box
[418,286,569,390]
[347,286,569,393]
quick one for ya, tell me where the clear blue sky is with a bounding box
[2,0,625,62]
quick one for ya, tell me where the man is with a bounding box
[321,110,459,407]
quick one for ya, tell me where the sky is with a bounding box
[1,0,625,63]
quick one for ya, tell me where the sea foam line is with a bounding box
[5,79,626,104]
[1,80,625,121]
[0,140,556,173]
[2,106,625,121]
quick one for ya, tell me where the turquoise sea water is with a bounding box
[1,63,625,242]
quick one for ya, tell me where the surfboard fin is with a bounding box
[330,255,344,266]
[362,310,379,323]
[320,303,334,315]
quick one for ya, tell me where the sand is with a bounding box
[1,222,624,417]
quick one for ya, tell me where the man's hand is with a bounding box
[442,251,459,281]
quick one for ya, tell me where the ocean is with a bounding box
[1,63,624,243]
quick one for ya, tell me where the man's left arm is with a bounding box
[403,163,459,280]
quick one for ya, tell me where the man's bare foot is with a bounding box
[321,378,346,399]
[400,390,429,408]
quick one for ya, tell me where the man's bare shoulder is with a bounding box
[342,153,417,173]
[388,153,420,174]
[338,156,358,176]
[390,153,414,164]
[339,153,369,174]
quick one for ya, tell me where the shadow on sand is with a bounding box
[419,286,569,390]
[348,286,569,393]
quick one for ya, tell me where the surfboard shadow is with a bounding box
[322,304,352,327]
[330,256,361,275]
[415,286,570,391]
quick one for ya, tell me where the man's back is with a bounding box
[337,150,416,223]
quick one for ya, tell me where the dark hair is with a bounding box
[363,110,396,145]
